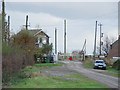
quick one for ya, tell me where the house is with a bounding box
[107,35,120,61]
[15,29,49,48]
[28,29,49,48]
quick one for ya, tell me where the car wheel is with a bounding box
[103,67,106,70]
[93,67,96,69]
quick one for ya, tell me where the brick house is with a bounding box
[107,35,120,60]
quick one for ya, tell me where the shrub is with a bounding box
[2,30,36,84]
[112,59,120,70]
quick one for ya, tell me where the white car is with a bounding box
[93,60,106,70]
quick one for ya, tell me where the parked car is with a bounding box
[93,60,106,70]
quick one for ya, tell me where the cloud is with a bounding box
[7,11,64,32]
[4,0,120,2]
[6,2,118,20]
[5,2,118,54]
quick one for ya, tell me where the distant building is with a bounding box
[58,53,81,60]
[107,35,120,60]
[28,29,49,48]
[16,29,49,48]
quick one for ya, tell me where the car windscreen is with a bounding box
[95,61,104,63]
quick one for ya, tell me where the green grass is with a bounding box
[4,63,62,87]
[83,58,93,68]
[106,66,120,77]
[9,63,108,88]
[10,74,108,88]
[34,63,62,67]
[23,63,62,72]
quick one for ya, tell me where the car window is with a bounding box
[95,61,103,63]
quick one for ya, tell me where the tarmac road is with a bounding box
[61,60,119,88]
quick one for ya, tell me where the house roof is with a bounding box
[28,29,49,38]
[34,30,49,38]
[111,35,120,47]
[28,29,42,35]
[17,29,49,38]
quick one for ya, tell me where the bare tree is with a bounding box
[102,35,116,56]
[97,35,116,56]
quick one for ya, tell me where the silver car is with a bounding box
[93,60,106,70]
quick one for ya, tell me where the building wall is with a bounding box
[107,37,120,59]
[35,32,49,48]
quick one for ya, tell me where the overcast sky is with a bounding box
[3,1,118,54]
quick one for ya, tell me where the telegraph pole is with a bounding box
[93,21,97,60]
[26,15,28,30]
[8,16,10,43]
[98,23,102,56]
[82,39,86,61]
[55,28,57,54]
[64,20,67,54]
[23,15,30,30]
[2,0,5,42]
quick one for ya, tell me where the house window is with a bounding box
[39,38,42,43]
[110,45,112,49]
[42,38,46,44]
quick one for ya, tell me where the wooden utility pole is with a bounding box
[81,39,86,61]
[2,0,5,42]
[98,23,102,56]
[26,15,28,30]
[55,28,57,54]
[64,20,67,54]
[8,16,10,42]
[93,21,97,60]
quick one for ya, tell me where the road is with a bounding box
[60,60,119,88]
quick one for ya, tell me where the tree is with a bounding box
[97,35,116,56]
[102,36,111,56]
[12,30,37,65]
[13,30,36,51]
[35,43,53,56]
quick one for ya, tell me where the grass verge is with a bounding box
[9,63,108,88]
[82,58,93,68]
[3,63,62,87]
[10,74,108,88]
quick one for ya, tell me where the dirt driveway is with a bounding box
[42,60,119,88]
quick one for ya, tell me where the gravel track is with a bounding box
[42,60,119,89]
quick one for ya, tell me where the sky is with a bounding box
[1,0,119,54]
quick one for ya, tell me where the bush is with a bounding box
[2,44,25,84]
[2,30,36,85]
[112,59,120,70]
